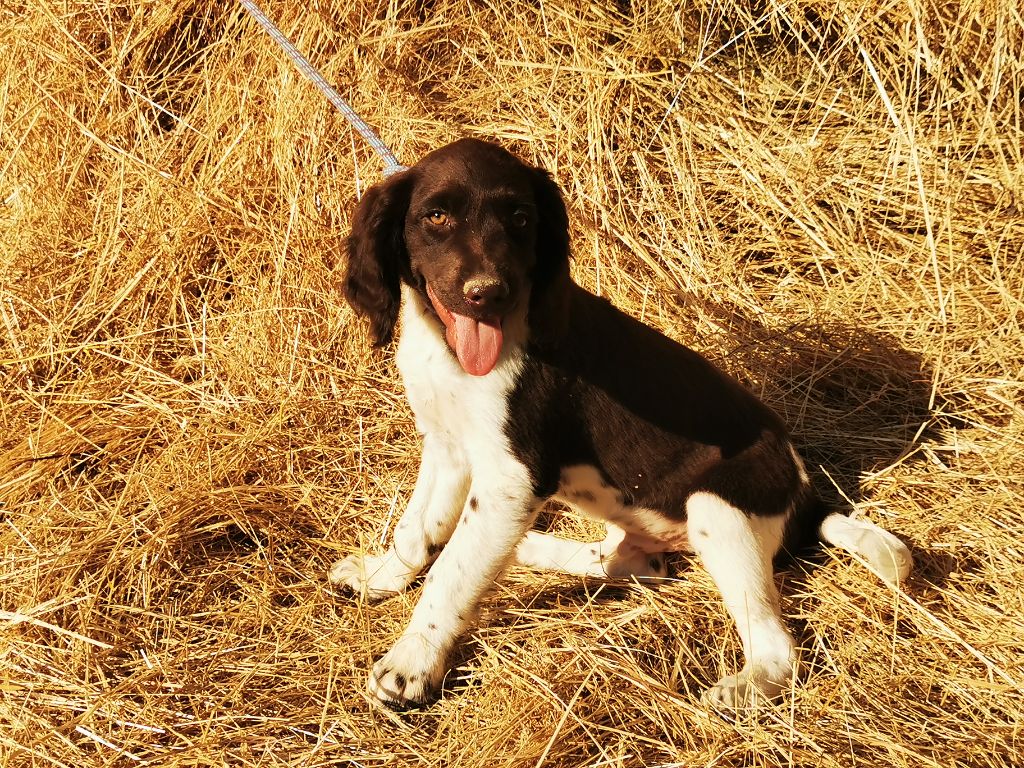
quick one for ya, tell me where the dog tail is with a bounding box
[818,512,913,584]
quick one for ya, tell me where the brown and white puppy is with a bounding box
[331,138,911,710]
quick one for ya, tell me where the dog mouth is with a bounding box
[425,283,503,377]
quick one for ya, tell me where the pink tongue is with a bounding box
[426,285,503,376]
[448,314,503,377]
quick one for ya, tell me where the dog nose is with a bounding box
[463,278,509,312]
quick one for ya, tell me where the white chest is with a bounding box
[395,287,523,459]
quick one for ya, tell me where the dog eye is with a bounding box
[425,210,449,226]
[511,209,529,227]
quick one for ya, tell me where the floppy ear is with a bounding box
[528,167,572,345]
[345,170,414,346]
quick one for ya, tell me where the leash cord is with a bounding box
[239,0,407,177]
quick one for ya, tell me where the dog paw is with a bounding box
[328,553,411,601]
[857,525,913,584]
[704,664,790,712]
[367,636,447,710]
[603,548,667,580]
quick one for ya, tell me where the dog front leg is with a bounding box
[329,432,469,600]
[367,472,538,709]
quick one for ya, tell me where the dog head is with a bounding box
[345,138,570,375]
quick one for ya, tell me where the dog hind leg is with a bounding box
[686,491,796,710]
[819,512,912,583]
[514,524,666,579]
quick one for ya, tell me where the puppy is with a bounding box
[330,138,911,710]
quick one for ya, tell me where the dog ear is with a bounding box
[345,170,414,346]
[529,167,572,345]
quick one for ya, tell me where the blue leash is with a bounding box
[239,0,408,178]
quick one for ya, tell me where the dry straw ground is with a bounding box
[2,0,1022,765]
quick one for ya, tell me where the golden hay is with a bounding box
[2,0,1022,765]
